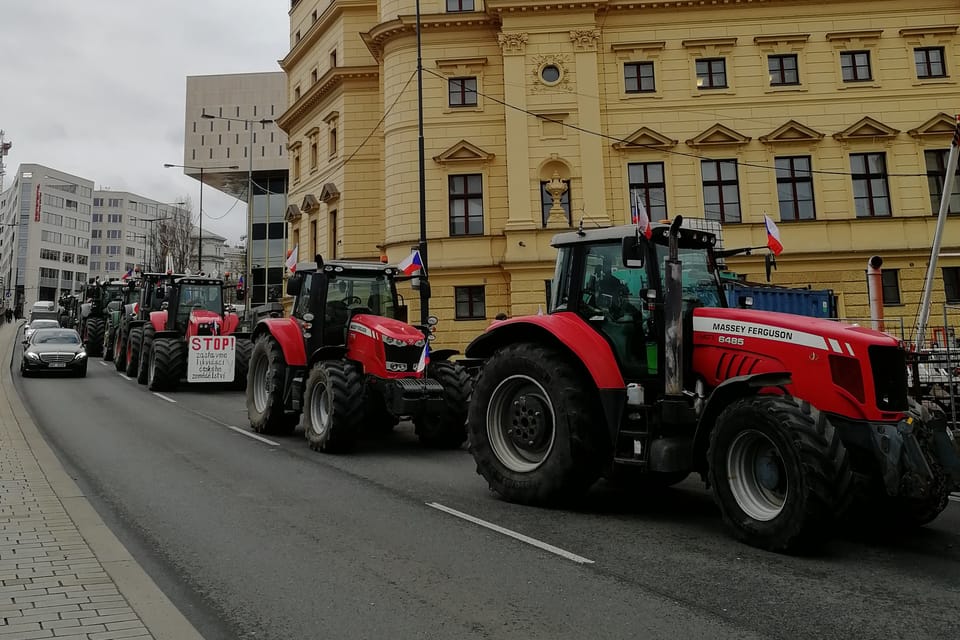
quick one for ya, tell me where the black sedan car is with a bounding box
[21,328,88,377]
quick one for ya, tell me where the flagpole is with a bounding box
[415,0,429,327]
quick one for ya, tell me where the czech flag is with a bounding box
[764,214,783,256]
[398,249,424,276]
[415,342,430,373]
[122,267,134,280]
[285,244,299,273]
[632,192,653,240]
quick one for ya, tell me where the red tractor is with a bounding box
[465,217,960,552]
[245,256,471,452]
[128,276,252,391]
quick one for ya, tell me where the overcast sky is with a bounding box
[0,1,290,244]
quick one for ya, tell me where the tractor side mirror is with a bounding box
[396,304,409,324]
[286,275,302,297]
[764,253,777,282]
[621,236,644,268]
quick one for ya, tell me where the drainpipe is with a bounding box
[866,255,884,332]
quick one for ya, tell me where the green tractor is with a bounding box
[103,279,140,363]
[76,280,127,358]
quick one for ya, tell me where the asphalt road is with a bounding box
[12,338,960,640]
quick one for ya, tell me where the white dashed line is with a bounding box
[152,392,177,403]
[118,373,133,381]
[226,425,280,446]
[426,502,595,565]
[99,361,110,367]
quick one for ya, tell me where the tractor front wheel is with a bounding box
[136,324,155,385]
[148,338,185,391]
[708,395,853,553]
[231,338,253,390]
[467,343,604,505]
[114,326,127,372]
[246,336,295,434]
[415,361,471,449]
[85,317,105,357]
[303,360,362,453]
[124,326,143,377]
[103,326,115,362]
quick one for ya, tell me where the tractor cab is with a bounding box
[550,224,724,382]
[101,282,128,313]
[287,259,411,356]
[158,277,226,335]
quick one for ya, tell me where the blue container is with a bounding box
[724,284,836,318]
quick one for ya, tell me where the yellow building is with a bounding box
[279,0,960,349]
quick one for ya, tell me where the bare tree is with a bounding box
[148,197,194,273]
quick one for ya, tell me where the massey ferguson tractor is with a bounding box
[464,217,960,553]
[128,276,252,391]
[245,256,471,452]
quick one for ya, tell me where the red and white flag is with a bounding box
[632,192,652,240]
[764,214,783,255]
[285,244,299,273]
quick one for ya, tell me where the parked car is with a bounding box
[21,328,88,378]
[23,318,61,343]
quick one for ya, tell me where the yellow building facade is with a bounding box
[279,0,960,349]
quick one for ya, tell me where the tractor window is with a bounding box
[179,285,222,314]
[551,247,572,312]
[655,245,724,309]
[294,273,313,319]
[326,274,397,319]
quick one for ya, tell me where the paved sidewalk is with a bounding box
[0,322,204,639]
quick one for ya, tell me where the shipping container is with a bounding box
[723,283,837,319]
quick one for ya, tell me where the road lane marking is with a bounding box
[950,494,960,503]
[153,392,177,403]
[226,425,280,446]
[426,502,594,565]
[99,361,110,367]
[118,374,133,381]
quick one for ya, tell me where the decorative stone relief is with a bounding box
[569,29,599,52]
[530,54,572,93]
[498,32,528,56]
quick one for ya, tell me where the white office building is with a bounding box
[0,164,93,314]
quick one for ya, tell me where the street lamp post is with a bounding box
[200,113,274,309]
[163,163,238,273]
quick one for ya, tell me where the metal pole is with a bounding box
[916,116,960,350]
[247,121,253,314]
[943,304,958,428]
[415,0,429,326]
[198,167,204,272]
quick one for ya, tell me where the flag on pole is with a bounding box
[398,249,424,276]
[632,192,653,240]
[764,214,784,255]
[415,342,430,373]
[285,244,299,273]
[121,267,134,281]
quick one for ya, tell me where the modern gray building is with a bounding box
[182,72,289,307]
[0,164,94,314]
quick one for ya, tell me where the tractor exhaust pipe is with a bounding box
[866,255,884,332]
[664,216,684,397]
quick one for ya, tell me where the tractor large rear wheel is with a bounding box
[124,326,143,377]
[114,326,128,372]
[303,360,362,453]
[137,324,155,385]
[246,336,295,434]
[148,338,185,391]
[708,395,853,553]
[85,317,105,357]
[467,343,604,505]
[231,337,253,390]
[415,361,471,449]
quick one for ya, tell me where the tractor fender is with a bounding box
[221,313,240,335]
[253,317,306,367]
[308,345,347,368]
[464,312,625,389]
[148,310,168,332]
[692,371,793,470]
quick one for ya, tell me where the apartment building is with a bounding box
[280,0,960,348]
[0,164,93,313]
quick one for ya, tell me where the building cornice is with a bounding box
[281,0,378,71]
[362,14,500,62]
[276,66,380,132]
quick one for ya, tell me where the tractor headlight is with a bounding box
[383,335,406,347]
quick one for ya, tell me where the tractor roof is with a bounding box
[552,222,719,249]
[296,259,400,277]
[174,276,224,286]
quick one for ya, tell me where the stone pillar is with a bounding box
[570,29,609,225]
[498,32,536,231]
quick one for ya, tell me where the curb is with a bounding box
[2,321,205,640]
